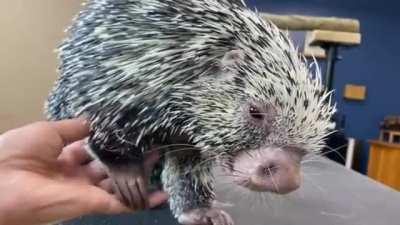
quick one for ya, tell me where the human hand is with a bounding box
[0,119,168,225]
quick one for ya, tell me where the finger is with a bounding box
[97,194,132,215]
[98,178,114,194]
[49,118,90,146]
[219,213,226,225]
[98,196,131,214]
[113,180,131,209]
[136,177,149,209]
[83,160,108,184]
[58,141,92,166]
[126,180,141,210]
[148,191,169,208]
[143,150,160,176]
[39,186,131,224]
[83,187,131,215]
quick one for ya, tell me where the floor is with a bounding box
[63,157,400,225]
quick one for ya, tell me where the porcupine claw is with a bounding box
[178,208,234,225]
[108,165,149,210]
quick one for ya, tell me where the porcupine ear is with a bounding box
[220,49,244,70]
[208,49,244,82]
[208,49,244,81]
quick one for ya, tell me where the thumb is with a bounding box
[31,186,131,225]
[83,187,131,215]
[49,118,90,147]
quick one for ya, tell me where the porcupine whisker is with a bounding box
[234,184,247,209]
[216,169,249,184]
[150,143,198,151]
[146,145,199,154]
[218,173,248,180]
[114,129,199,152]
[306,144,347,162]
[217,163,245,173]
[243,185,253,208]
[304,146,343,161]
[263,192,272,209]
[301,158,326,166]
[171,153,226,176]
[300,171,322,176]
[216,163,239,172]
[224,178,271,210]
[189,154,224,174]
[322,143,348,153]
[275,183,285,210]
[259,192,271,209]
[243,148,256,159]
[257,192,264,210]
[246,191,256,211]
[252,187,269,210]
[321,144,348,160]
[301,156,323,163]
[217,182,242,204]
[152,147,201,156]
[223,165,250,177]
[218,168,248,178]
[271,192,282,215]
[216,175,245,181]
[268,167,280,193]
[188,152,240,175]
[236,178,251,187]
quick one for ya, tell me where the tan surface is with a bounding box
[261,13,360,32]
[0,0,82,133]
[368,140,400,191]
[308,29,362,46]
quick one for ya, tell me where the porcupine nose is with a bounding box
[233,147,302,194]
[254,154,301,194]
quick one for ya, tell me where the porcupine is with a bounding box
[45,0,336,224]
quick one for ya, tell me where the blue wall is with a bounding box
[247,0,400,173]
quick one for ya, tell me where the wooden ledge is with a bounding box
[368,140,400,149]
[261,13,360,33]
[308,30,361,46]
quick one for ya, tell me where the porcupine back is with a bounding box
[46,0,247,120]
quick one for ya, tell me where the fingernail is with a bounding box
[80,118,90,128]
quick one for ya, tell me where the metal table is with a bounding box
[63,158,400,225]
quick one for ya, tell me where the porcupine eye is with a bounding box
[249,106,264,120]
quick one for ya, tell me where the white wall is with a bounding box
[0,0,82,132]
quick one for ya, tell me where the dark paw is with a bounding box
[178,208,234,225]
[108,166,149,210]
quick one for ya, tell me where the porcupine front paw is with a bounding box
[178,208,234,225]
[107,165,149,210]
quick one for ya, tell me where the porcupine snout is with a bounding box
[231,147,304,194]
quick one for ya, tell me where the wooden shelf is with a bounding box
[308,30,361,46]
[367,140,400,191]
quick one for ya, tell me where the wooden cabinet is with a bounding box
[367,140,400,191]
